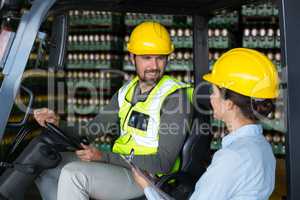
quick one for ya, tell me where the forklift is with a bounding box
[0,0,299,199]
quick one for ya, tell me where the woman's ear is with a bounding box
[224,99,235,111]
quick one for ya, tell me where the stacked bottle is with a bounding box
[242,1,279,16]
[69,10,122,26]
[167,51,193,71]
[266,51,282,71]
[211,128,285,155]
[243,28,279,48]
[68,34,122,51]
[66,71,112,90]
[67,52,120,69]
[264,131,286,155]
[66,10,123,125]
[67,97,110,115]
[125,13,173,26]
[208,28,231,49]
[169,28,193,48]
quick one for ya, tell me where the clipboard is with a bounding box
[121,149,175,200]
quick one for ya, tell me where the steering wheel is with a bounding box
[45,122,88,150]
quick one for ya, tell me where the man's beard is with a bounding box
[140,69,161,85]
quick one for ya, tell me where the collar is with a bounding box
[125,75,167,103]
[222,124,263,148]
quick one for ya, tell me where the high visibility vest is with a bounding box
[112,75,192,155]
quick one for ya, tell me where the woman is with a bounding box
[132,48,279,200]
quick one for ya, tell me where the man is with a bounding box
[34,21,193,200]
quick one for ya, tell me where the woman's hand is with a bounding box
[75,144,102,161]
[132,167,151,189]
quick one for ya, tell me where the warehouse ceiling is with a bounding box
[52,0,259,15]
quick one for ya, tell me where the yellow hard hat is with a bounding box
[203,48,279,99]
[127,21,174,55]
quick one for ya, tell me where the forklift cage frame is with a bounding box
[0,0,299,199]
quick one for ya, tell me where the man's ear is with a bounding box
[129,53,135,65]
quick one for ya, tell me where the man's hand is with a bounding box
[76,144,102,161]
[33,108,59,127]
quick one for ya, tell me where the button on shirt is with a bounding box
[144,124,276,200]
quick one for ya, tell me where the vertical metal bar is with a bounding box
[48,14,68,115]
[278,0,300,199]
[192,15,212,171]
[193,15,209,87]
[193,15,210,111]
[192,15,211,140]
[48,14,68,70]
[0,0,57,140]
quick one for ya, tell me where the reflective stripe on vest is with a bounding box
[112,75,191,155]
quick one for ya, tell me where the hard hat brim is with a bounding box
[203,73,215,85]
[127,44,174,55]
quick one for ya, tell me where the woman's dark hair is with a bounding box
[218,87,275,121]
